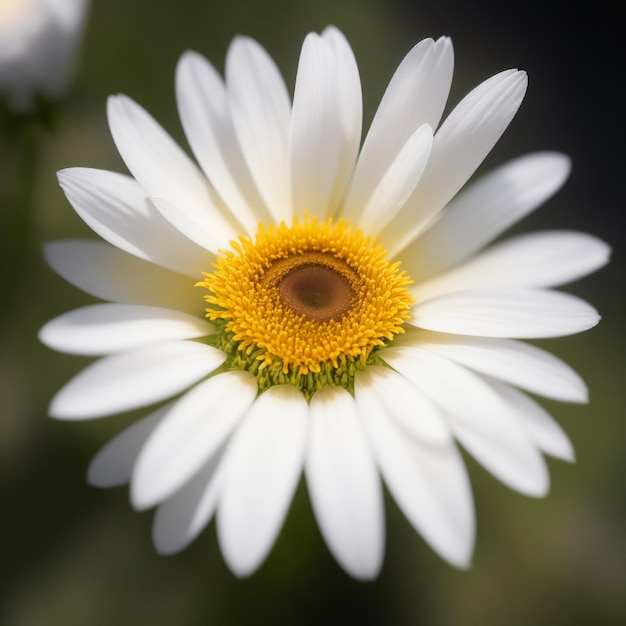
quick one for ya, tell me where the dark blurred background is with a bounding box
[1,1,623,624]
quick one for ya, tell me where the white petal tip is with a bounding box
[222,555,260,579]
[217,521,271,580]
[574,386,589,404]
[585,313,602,331]
[106,93,120,108]
[328,542,384,581]
[130,482,157,511]
[430,534,475,571]
[48,398,85,420]
[337,557,383,581]
[85,467,106,488]
[152,533,185,556]
[86,448,129,488]
[521,479,550,499]
[178,48,198,63]
[447,553,473,570]
[106,94,134,121]
[553,152,572,173]
[321,24,341,36]
[37,324,52,349]
[356,565,383,581]
[176,49,208,78]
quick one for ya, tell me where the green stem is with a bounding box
[1,108,47,322]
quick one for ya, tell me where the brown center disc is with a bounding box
[278,263,355,322]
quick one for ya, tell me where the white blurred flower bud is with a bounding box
[0,0,89,111]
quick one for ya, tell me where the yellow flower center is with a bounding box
[197,216,413,397]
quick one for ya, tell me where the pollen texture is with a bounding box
[198,216,413,394]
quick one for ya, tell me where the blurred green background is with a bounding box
[1,1,623,624]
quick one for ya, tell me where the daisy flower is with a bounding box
[0,0,88,110]
[40,26,609,580]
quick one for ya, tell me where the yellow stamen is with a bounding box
[197,216,413,380]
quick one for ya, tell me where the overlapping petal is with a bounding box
[44,240,201,313]
[57,168,211,277]
[226,35,292,222]
[131,371,257,510]
[40,304,214,356]
[305,386,385,580]
[152,448,225,555]
[50,341,225,420]
[383,69,528,255]
[87,405,171,488]
[485,379,575,462]
[412,287,600,338]
[176,50,272,234]
[352,365,450,445]
[403,332,588,402]
[347,124,433,234]
[289,26,362,219]
[382,347,550,496]
[107,94,237,251]
[217,386,309,577]
[402,152,572,281]
[343,36,453,223]
[411,230,610,301]
[356,367,474,567]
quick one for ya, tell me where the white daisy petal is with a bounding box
[131,371,257,511]
[107,95,237,248]
[49,341,225,420]
[217,386,308,577]
[149,197,224,254]
[354,365,450,445]
[323,25,363,198]
[412,231,611,301]
[485,379,575,462]
[175,51,272,234]
[382,347,550,496]
[384,69,528,255]
[289,27,362,219]
[226,36,292,222]
[44,240,201,313]
[349,124,433,233]
[356,368,474,568]
[403,152,572,281]
[87,404,171,488]
[39,304,214,356]
[412,333,588,403]
[56,168,212,278]
[451,414,550,497]
[152,446,225,555]
[412,287,600,338]
[344,36,453,221]
[305,386,384,580]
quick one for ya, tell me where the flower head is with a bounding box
[40,27,609,579]
[0,0,88,110]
